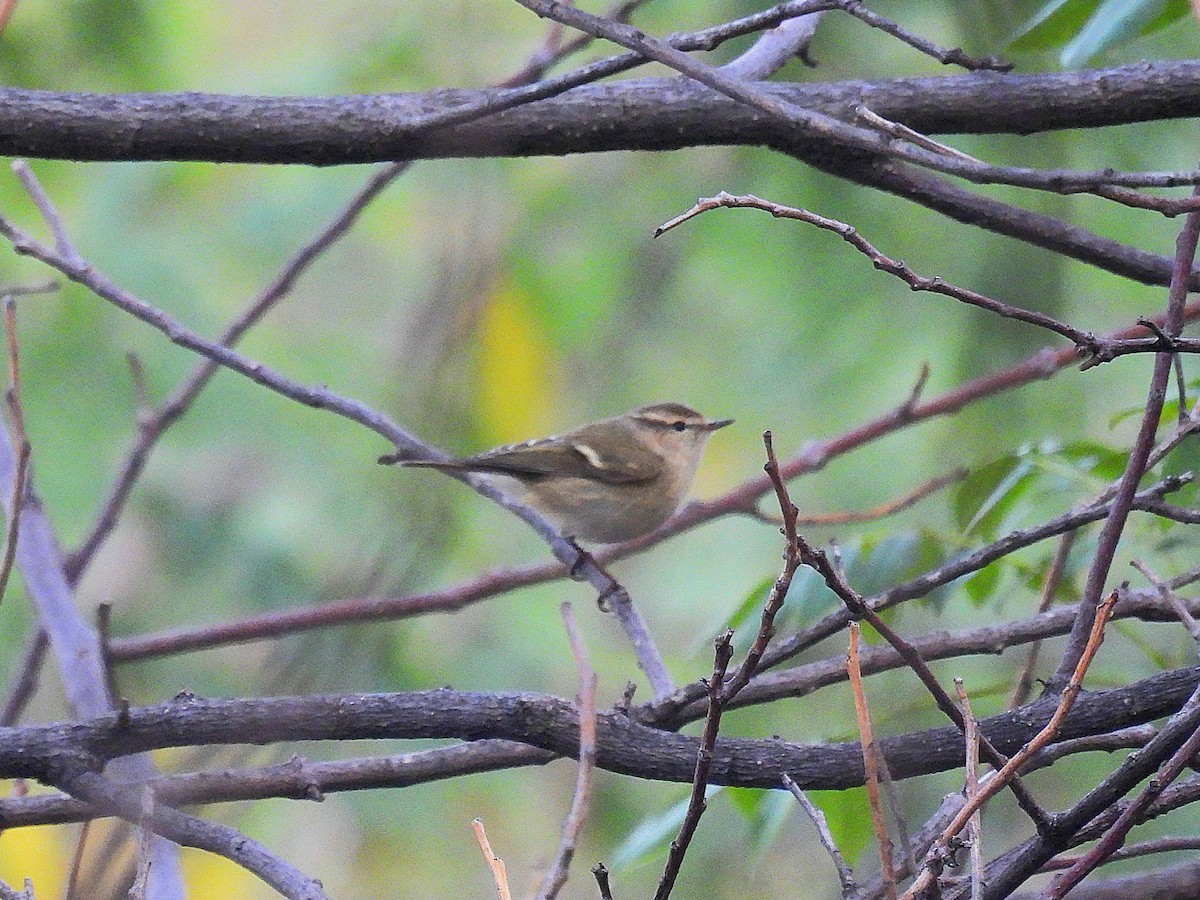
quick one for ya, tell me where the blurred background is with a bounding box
[1,1,1199,896]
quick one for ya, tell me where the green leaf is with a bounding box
[1115,621,1175,669]
[954,454,1016,530]
[1161,432,1200,508]
[727,785,761,820]
[1142,0,1191,33]
[848,530,950,597]
[726,574,779,635]
[952,455,1035,539]
[1057,440,1130,482]
[611,786,722,870]
[805,788,873,865]
[1061,0,1178,67]
[963,561,1002,607]
[711,789,798,864]
[1009,0,1101,51]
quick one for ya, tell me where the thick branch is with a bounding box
[2,62,1199,164]
[3,669,1200,793]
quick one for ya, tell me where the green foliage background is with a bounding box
[1,1,1199,897]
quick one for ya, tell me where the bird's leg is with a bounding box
[567,538,594,580]
[567,538,622,612]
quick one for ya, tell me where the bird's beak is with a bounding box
[702,418,734,431]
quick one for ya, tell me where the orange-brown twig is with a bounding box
[472,818,513,900]
[903,590,1120,898]
[849,623,897,899]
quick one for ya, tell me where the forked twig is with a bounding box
[722,431,800,701]
[656,193,1099,352]
[902,591,1120,898]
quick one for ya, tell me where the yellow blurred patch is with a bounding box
[0,821,68,897]
[474,280,559,445]
[183,846,264,898]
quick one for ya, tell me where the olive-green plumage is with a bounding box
[395,402,732,542]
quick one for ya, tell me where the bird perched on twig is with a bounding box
[384,402,732,543]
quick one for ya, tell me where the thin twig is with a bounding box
[592,863,614,900]
[903,592,1120,899]
[1053,185,1200,687]
[856,105,982,162]
[1009,531,1077,709]
[750,467,966,528]
[954,679,983,900]
[472,818,513,900]
[63,819,90,900]
[849,623,897,899]
[1040,835,1200,871]
[95,602,119,709]
[877,750,914,887]
[1043,711,1200,898]
[11,163,79,264]
[656,193,1100,352]
[535,603,599,900]
[722,432,800,701]
[835,0,1010,71]
[498,0,649,85]
[1132,558,1200,649]
[129,788,156,900]
[720,12,826,79]
[653,630,734,900]
[781,773,858,896]
[0,294,29,607]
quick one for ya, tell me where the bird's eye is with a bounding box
[672,420,686,432]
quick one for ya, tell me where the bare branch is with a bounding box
[0,294,30,607]
[473,819,513,900]
[849,622,897,899]
[1054,187,1200,686]
[782,773,858,896]
[1010,531,1078,709]
[721,431,800,701]
[0,165,676,698]
[653,630,734,900]
[905,592,1120,898]
[955,679,983,900]
[1132,558,1200,649]
[656,192,1100,351]
[535,603,599,900]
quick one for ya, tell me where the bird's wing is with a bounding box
[467,433,662,484]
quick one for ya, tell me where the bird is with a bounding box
[386,402,732,543]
